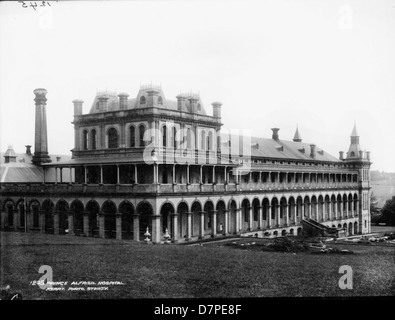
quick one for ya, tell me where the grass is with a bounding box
[1,231,394,299]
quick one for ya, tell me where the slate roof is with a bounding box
[88,87,208,116]
[221,134,340,163]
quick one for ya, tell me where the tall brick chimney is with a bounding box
[32,88,51,165]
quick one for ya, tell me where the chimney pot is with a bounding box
[212,101,222,118]
[118,93,129,110]
[271,128,280,141]
[56,156,61,162]
[310,144,316,159]
[25,145,32,155]
[339,151,344,160]
[72,99,84,116]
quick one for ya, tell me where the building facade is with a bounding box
[0,86,372,243]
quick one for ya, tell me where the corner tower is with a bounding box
[32,88,52,165]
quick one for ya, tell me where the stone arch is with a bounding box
[271,197,279,223]
[204,200,215,234]
[85,200,100,237]
[216,200,226,235]
[273,230,278,237]
[29,199,40,229]
[241,198,250,232]
[348,222,353,236]
[337,194,343,218]
[348,193,353,215]
[56,199,70,235]
[137,201,154,241]
[160,202,175,236]
[318,195,324,222]
[119,201,134,240]
[101,200,117,239]
[177,201,189,240]
[281,229,287,236]
[129,125,136,147]
[279,197,287,224]
[297,227,302,236]
[42,199,54,234]
[354,221,358,235]
[331,195,336,219]
[252,198,260,226]
[228,199,238,234]
[343,194,348,216]
[191,201,202,237]
[289,228,294,235]
[310,196,317,221]
[296,196,303,221]
[70,199,84,235]
[288,197,295,223]
[3,199,15,229]
[262,198,270,225]
[303,196,310,218]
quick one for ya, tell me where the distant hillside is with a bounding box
[371,170,395,181]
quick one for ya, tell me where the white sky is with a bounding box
[1,0,394,171]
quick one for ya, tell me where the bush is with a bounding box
[270,237,309,253]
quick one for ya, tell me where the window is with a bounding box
[139,125,146,147]
[162,125,167,147]
[129,126,135,147]
[82,130,88,150]
[201,131,206,150]
[140,96,146,105]
[187,128,192,149]
[91,129,97,150]
[197,103,201,111]
[108,128,118,149]
[158,96,163,105]
[208,132,213,150]
[350,151,355,157]
[172,127,177,148]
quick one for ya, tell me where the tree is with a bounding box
[380,197,395,226]
[370,192,381,224]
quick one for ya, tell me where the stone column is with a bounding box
[212,211,217,237]
[275,205,280,227]
[186,212,192,240]
[257,206,263,229]
[267,205,272,228]
[224,209,229,235]
[116,165,120,184]
[285,204,289,226]
[68,210,74,235]
[199,211,205,239]
[248,206,253,231]
[172,213,179,242]
[133,214,140,241]
[14,209,20,231]
[83,212,89,236]
[307,203,311,219]
[333,201,337,220]
[40,210,46,234]
[151,215,161,243]
[235,208,242,234]
[98,212,105,238]
[116,213,122,240]
[53,211,59,235]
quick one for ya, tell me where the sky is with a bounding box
[0,0,394,171]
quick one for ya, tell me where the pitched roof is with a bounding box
[221,134,340,162]
[351,123,358,137]
[293,126,302,142]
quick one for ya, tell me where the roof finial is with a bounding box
[293,124,302,142]
[351,121,358,137]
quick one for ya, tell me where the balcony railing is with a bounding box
[0,180,359,195]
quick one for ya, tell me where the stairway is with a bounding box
[301,218,340,237]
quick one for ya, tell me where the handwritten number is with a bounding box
[29,2,37,10]
[40,1,45,6]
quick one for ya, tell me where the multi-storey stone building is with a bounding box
[0,86,372,243]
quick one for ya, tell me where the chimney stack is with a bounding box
[271,128,280,141]
[146,90,159,107]
[189,98,198,113]
[176,94,186,111]
[56,156,61,162]
[97,96,109,112]
[212,101,222,118]
[118,93,129,110]
[25,145,32,155]
[72,99,84,116]
[359,150,364,158]
[32,88,51,165]
[366,151,370,161]
[4,145,17,163]
[310,144,316,159]
[339,151,344,160]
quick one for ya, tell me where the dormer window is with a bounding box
[140,96,146,105]
[158,96,163,105]
[197,103,201,111]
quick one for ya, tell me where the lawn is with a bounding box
[0,231,394,300]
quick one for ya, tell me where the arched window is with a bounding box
[172,127,177,148]
[162,125,167,147]
[83,130,88,150]
[91,129,97,150]
[350,151,355,157]
[201,131,206,150]
[158,96,163,105]
[139,124,146,147]
[208,131,213,150]
[187,128,192,149]
[129,126,135,147]
[140,96,146,105]
[108,128,118,149]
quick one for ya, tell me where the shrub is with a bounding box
[270,237,309,253]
